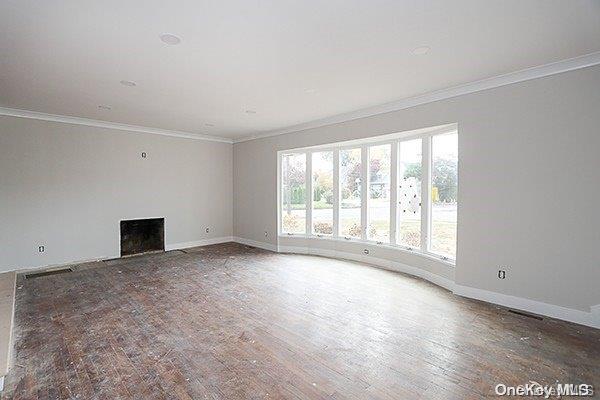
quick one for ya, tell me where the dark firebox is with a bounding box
[120,218,164,256]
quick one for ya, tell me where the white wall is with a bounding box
[233,65,600,315]
[0,116,233,272]
[1,66,598,326]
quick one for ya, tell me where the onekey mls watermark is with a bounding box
[495,382,594,398]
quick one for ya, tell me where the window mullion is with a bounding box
[361,146,368,241]
[278,153,282,236]
[421,137,432,252]
[333,149,340,238]
[390,141,398,245]
[305,152,312,236]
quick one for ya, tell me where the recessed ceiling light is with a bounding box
[120,80,136,87]
[245,110,257,114]
[205,123,215,127]
[412,46,430,55]
[304,89,317,94]
[98,105,111,110]
[159,33,181,45]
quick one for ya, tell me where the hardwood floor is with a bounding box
[3,242,599,399]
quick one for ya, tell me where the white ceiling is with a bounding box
[1,0,599,141]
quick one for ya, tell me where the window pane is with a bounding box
[368,144,391,242]
[312,151,334,235]
[430,133,458,258]
[339,148,362,238]
[281,153,306,234]
[398,139,422,248]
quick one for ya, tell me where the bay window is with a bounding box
[339,148,362,238]
[312,151,334,235]
[278,125,458,263]
[281,153,306,234]
[367,144,391,242]
[398,138,422,248]
[430,132,458,259]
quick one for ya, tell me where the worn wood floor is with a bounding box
[3,242,599,399]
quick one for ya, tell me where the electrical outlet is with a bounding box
[205,227,210,233]
[498,269,506,279]
[38,245,45,253]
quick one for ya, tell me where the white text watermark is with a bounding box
[495,382,594,398]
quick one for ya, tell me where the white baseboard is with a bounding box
[389,261,455,292]
[5,254,117,275]
[232,236,278,252]
[6,236,235,274]
[278,245,309,254]
[165,236,233,251]
[454,284,600,329]
[277,244,599,329]
[6,237,598,329]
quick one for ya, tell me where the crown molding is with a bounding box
[233,51,600,144]
[3,51,599,145]
[0,107,233,143]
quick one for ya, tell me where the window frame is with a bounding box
[366,142,393,243]
[338,145,364,240]
[311,150,334,236]
[428,131,459,259]
[279,152,308,235]
[396,137,425,250]
[277,124,457,264]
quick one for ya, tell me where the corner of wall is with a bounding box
[232,237,278,252]
[0,272,17,380]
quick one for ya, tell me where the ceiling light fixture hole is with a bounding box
[412,46,430,55]
[160,33,181,45]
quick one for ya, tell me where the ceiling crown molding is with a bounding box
[0,107,233,143]
[2,51,599,145]
[233,51,600,143]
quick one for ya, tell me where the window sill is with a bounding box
[278,234,455,266]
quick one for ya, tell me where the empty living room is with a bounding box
[1,1,599,399]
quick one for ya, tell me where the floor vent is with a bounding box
[26,268,73,279]
[508,309,543,320]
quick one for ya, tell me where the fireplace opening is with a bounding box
[120,218,165,257]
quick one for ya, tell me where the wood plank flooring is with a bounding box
[3,242,599,399]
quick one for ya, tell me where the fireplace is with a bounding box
[120,218,165,257]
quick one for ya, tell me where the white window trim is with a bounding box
[390,142,398,246]
[277,123,457,264]
[306,151,313,236]
[338,146,363,241]
[333,149,340,237]
[310,150,335,237]
[366,141,395,243]
[421,136,432,252]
